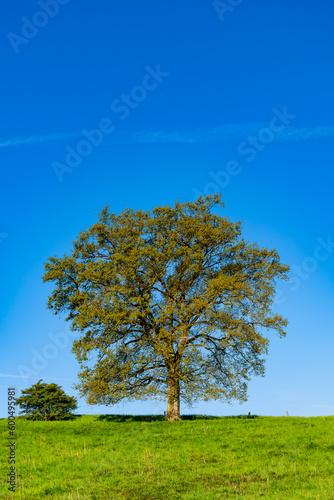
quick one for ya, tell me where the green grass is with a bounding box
[1,414,334,499]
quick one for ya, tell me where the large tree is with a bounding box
[43,194,289,421]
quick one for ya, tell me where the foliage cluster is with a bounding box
[15,380,77,421]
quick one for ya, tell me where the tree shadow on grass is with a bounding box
[95,414,259,422]
[224,414,260,419]
[96,414,165,422]
[181,414,259,420]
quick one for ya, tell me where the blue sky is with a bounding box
[0,0,333,418]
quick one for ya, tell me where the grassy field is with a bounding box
[0,414,333,499]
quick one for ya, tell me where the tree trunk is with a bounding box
[166,377,181,421]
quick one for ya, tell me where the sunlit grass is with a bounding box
[0,414,333,499]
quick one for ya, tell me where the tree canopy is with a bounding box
[15,380,78,421]
[43,194,289,420]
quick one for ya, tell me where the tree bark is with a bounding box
[166,377,181,421]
